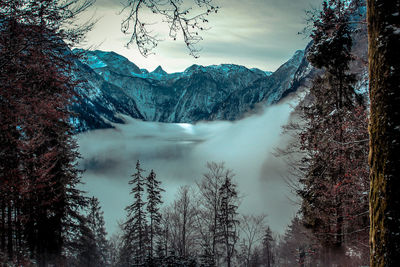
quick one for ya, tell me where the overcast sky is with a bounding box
[77,0,322,73]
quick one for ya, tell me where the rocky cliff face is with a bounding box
[71,48,311,131]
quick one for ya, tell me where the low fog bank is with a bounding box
[77,97,301,236]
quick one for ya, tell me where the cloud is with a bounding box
[75,0,322,72]
[77,96,302,236]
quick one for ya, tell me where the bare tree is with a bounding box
[238,214,268,267]
[165,185,200,258]
[120,0,219,57]
[196,162,232,264]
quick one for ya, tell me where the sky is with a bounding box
[77,96,302,237]
[77,0,322,73]
[74,0,323,237]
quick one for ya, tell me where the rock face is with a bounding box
[71,48,312,131]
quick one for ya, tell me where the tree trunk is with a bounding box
[367,0,400,266]
[7,200,13,260]
[1,200,5,253]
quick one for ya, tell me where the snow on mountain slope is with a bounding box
[71,48,308,131]
[71,58,144,131]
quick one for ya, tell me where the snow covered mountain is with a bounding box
[71,48,311,131]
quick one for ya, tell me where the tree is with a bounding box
[238,214,267,267]
[121,0,400,265]
[122,160,148,266]
[293,1,370,264]
[0,0,94,265]
[276,216,317,267]
[158,207,171,262]
[216,172,239,267]
[367,0,400,266]
[109,233,124,266]
[196,162,229,264]
[83,196,110,266]
[261,226,275,267]
[257,0,369,264]
[146,169,164,264]
[120,0,219,57]
[198,243,216,267]
[70,216,97,267]
[165,185,199,260]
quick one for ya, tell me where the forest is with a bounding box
[0,0,399,266]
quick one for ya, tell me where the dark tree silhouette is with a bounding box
[276,216,317,267]
[121,160,148,266]
[262,226,275,267]
[78,196,110,266]
[282,0,370,264]
[216,173,239,267]
[146,169,164,263]
[0,0,94,265]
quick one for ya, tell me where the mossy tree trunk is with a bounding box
[367,0,400,266]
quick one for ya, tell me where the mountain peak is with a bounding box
[72,47,309,131]
[152,65,167,75]
[293,50,305,59]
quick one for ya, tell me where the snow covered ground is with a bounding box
[77,96,301,237]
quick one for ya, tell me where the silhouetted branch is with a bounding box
[120,0,219,57]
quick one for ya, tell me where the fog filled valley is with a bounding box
[77,97,299,237]
[4,0,396,265]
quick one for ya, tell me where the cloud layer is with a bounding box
[76,0,322,72]
[77,97,301,236]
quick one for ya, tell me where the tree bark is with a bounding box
[367,0,400,266]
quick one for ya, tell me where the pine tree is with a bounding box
[296,0,369,264]
[262,227,274,267]
[84,197,110,266]
[72,216,97,267]
[0,0,94,265]
[276,216,317,266]
[216,174,239,267]
[122,160,148,266]
[146,169,164,264]
[71,197,109,266]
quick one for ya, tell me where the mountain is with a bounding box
[71,49,309,131]
[209,50,306,120]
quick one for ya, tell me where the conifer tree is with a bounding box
[72,216,97,267]
[145,169,164,264]
[122,160,148,266]
[0,0,94,265]
[276,216,317,266]
[262,227,274,267]
[85,197,110,266]
[216,174,239,267]
[291,0,370,264]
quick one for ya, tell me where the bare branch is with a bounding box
[120,0,219,57]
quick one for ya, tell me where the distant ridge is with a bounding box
[71,48,311,132]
